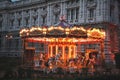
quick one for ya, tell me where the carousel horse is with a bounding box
[68,58,76,67]
[54,53,63,65]
[48,56,55,68]
[47,53,62,68]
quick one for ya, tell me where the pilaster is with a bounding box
[47,4,51,26]
[29,9,32,27]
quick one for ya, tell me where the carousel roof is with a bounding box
[20,20,105,40]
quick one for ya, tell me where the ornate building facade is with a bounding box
[0,0,120,63]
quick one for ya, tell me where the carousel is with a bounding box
[20,20,105,73]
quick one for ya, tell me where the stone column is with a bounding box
[114,1,119,24]
[38,8,40,26]
[47,4,51,26]
[21,11,24,27]
[62,2,67,17]
[39,8,42,26]
[60,1,63,15]
[74,9,76,22]
[105,0,110,21]
[14,12,17,29]
[104,27,112,63]
[70,10,71,22]
[29,9,32,27]
[79,0,84,23]
[83,0,86,23]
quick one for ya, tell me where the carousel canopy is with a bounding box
[20,20,105,39]
[20,26,105,40]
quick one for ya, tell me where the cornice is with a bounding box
[0,0,69,11]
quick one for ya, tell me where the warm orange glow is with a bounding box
[56,45,58,55]
[20,28,29,36]
[50,45,53,57]
[71,27,86,32]
[65,27,70,35]
[62,46,65,59]
[27,38,103,44]
[73,46,76,58]
[88,28,105,39]
[69,45,71,59]
[48,26,54,31]
[29,27,42,32]
[20,24,106,71]
[20,26,105,40]
[43,27,47,34]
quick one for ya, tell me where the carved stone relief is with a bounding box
[24,10,30,19]
[53,4,60,15]
[86,0,97,10]
[16,12,22,19]
[32,9,38,18]
[10,13,15,20]
[41,7,47,17]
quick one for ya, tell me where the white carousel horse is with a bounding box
[54,53,62,65]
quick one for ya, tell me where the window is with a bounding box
[0,35,1,49]
[110,5,114,21]
[67,7,79,22]
[88,0,94,2]
[76,0,79,3]
[55,14,59,24]
[76,8,79,20]
[15,39,19,49]
[34,8,37,12]
[67,9,70,21]
[89,9,94,19]
[119,14,120,23]
[10,20,14,28]
[42,17,46,25]
[71,9,74,20]
[25,18,29,27]
[0,14,2,28]
[110,7,112,17]
[8,40,12,49]
[18,19,21,27]
[0,21,2,28]
[33,17,36,26]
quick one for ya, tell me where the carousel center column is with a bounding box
[62,45,65,60]
[48,44,53,58]
[56,45,58,55]
[50,45,53,57]
[68,45,71,59]
[73,45,76,58]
